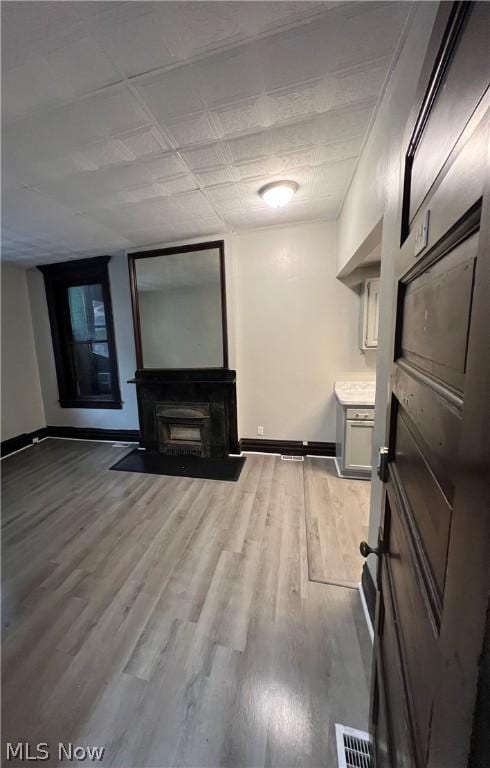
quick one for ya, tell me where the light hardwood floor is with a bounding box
[2,439,371,767]
[304,458,370,588]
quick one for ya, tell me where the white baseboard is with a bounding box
[0,436,49,460]
[358,582,374,643]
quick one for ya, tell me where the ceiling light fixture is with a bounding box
[259,180,298,208]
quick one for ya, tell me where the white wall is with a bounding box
[1,264,46,440]
[234,221,375,442]
[336,2,439,576]
[27,253,139,430]
[26,224,373,442]
[139,283,223,368]
[336,3,438,275]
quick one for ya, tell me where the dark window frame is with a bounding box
[38,256,122,409]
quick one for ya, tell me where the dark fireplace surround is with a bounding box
[132,368,239,458]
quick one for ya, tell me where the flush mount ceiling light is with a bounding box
[259,180,299,208]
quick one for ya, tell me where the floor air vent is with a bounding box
[335,724,373,768]
[280,455,304,462]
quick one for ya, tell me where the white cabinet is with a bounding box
[360,278,380,350]
[335,402,374,480]
[344,418,374,472]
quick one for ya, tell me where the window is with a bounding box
[39,256,122,409]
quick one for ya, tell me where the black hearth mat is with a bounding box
[110,449,245,482]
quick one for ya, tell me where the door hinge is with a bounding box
[377,446,389,482]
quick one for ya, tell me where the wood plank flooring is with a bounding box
[2,439,372,767]
[304,458,370,588]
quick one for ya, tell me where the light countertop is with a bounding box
[334,380,376,407]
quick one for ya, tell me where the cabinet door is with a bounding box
[344,420,373,470]
[364,278,380,348]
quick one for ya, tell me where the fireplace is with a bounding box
[131,368,239,458]
[155,403,210,457]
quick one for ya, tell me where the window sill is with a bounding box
[59,399,123,410]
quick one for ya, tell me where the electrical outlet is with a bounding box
[302,440,308,446]
[32,437,40,444]
[257,426,264,436]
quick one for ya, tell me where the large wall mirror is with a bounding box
[128,240,228,369]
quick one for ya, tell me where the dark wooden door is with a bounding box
[371,4,490,767]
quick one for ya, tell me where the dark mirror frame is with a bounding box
[128,239,228,370]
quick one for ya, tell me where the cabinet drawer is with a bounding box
[346,408,374,420]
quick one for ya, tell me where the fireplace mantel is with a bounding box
[130,368,239,458]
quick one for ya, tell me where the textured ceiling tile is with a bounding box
[195,166,240,187]
[332,60,389,109]
[43,87,151,148]
[234,156,286,180]
[2,0,410,262]
[226,131,273,163]
[235,147,318,181]
[158,2,330,63]
[144,153,188,180]
[174,190,219,219]
[313,137,363,165]
[124,215,224,246]
[164,113,218,148]
[108,197,182,230]
[311,102,375,144]
[180,143,233,171]
[118,184,169,205]
[43,33,120,97]
[119,128,168,158]
[124,225,177,246]
[1,2,83,68]
[266,80,331,125]
[206,184,245,213]
[90,5,175,77]
[269,119,317,155]
[2,55,73,121]
[194,47,267,108]
[41,157,187,212]
[213,97,266,137]
[75,139,135,170]
[2,188,75,237]
[259,2,409,92]
[134,67,205,122]
[157,175,198,196]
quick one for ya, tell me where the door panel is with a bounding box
[393,413,451,600]
[386,482,438,759]
[375,499,417,768]
[392,362,461,504]
[408,2,489,222]
[399,233,477,391]
[371,4,490,766]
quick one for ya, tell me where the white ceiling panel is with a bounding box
[165,113,219,148]
[134,66,206,122]
[180,143,234,171]
[195,166,241,188]
[89,4,176,77]
[2,1,411,265]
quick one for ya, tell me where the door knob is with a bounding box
[360,540,380,558]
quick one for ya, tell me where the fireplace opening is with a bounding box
[155,403,211,457]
